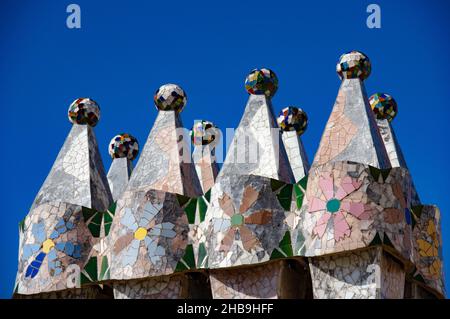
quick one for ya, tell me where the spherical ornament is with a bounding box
[153,84,187,112]
[336,51,371,80]
[108,133,139,160]
[245,68,278,97]
[68,98,100,126]
[277,106,308,136]
[190,120,219,146]
[369,93,398,122]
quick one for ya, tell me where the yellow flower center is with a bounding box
[134,227,148,240]
[42,239,55,254]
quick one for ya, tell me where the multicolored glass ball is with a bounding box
[369,93,398,122]
[154,84,187,113]
[68,98,100,126]
[277,106,308,136]
[108,133,139,160]
[336,51,371,80]
[190,120,219,146]
[244,68,278,97]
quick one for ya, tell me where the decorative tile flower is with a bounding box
[23,218,82,279]
[308,174,372,242]
[113,202,177,267]
[217,186,272,253]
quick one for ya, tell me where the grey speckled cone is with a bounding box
[107,109,205,299]
[281,130,310,182]
[377,118,420,205]
[31,124,113,211]
[312,79,390,169]
[15,123,113,298]
[125,110,202,197]
[203,92,307,299]
[217,94,294,183]
[107,158,133,202]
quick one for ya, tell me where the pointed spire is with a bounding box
[369,92,420,204]
[204,68,294,270]
[16,98,113,296]
[126,84,202,197]
[31,98,113,211]
[107,133,139,201]
[190,120,220,193]
[277,106,310,182]
[107,84,202,283]
[369,93,407,168]
[218,69,293,183]
[312,51,390,169]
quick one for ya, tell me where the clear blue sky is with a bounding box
[1,0,449,298]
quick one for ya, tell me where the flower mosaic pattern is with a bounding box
[17,202,92,295]
[109,189,189,280]
[217,186,272,253]
[114,203,176,267]
[308,173,372,242]
[205,174,289,269]
[23,218,81,279]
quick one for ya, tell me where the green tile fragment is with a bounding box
[270,231,293,259]
[99,256,109,280]
[198,197,208,222]
[176,194,191,207]
[184,198,197,224]
[270,179,285,192]
[175,244,196,272]
[82,256,98,283]
[197,242,208,268]
[204,189,211,202]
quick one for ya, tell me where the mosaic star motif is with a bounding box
[68,98,100,126]
[217,186,272,253]
[244,68,278,97]
[308,174,372,242]
[336,51,371,80]
[190,120,219,146]
[369,93,398,122]
[277,106,308,136]
[108,133,139,160]
[153,84,187,113]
